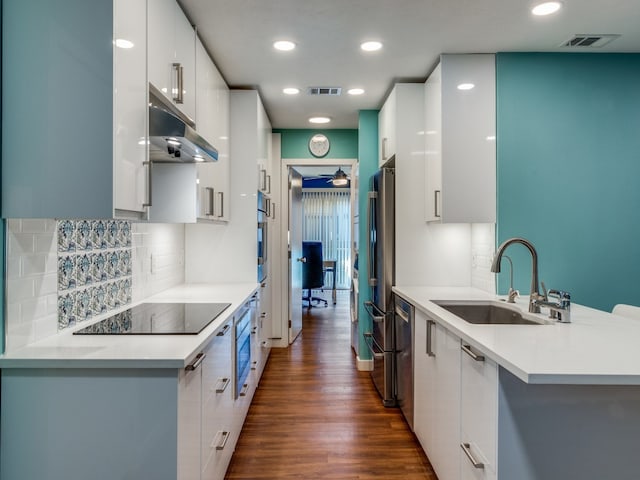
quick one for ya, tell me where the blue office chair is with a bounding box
[302,241,328,308]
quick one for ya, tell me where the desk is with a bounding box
[323,260,337,305]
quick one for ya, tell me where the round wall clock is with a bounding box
[308,134,330,158]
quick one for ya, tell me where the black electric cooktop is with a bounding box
[73,302,231,335]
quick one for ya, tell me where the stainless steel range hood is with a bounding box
[148,84,218,163]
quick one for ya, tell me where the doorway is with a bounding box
[280,159,358,345]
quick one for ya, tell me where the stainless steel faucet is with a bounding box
[491,237,541,313]
[532,290,572,323]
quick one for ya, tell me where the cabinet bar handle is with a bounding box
[217,192,224,218]
[265,198,271,217]
[260,169,267,191]
[215,377,230,394]
[216,323,231,337]
[461,344,485,362]
[266,174,271,194]
[461,443,485,469]
[143,161,153,207]
[185,352,206,371]
[206,187,214,216]
[239,383,250,396]
[214,430,230,451]
[382,137,388,161]
[426,320,436,357]
[434,190,441,218]
[173,63,184,104]
[271,202,276,220]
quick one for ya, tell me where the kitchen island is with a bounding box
[394,286,640,480]
[0,283,262,480]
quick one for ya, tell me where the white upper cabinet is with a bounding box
[425,54,496,223]
[2,0,149,219]
[114,0,149,217]
[148,0,197,122]
[195,37,230,222]
[378,89,397,166]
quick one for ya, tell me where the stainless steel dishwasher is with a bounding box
[394,294,414,428]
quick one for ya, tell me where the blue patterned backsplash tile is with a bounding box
[56,220,132,330]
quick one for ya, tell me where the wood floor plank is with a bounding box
[225,291,436,479]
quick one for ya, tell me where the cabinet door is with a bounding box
[201,321,234,479]
[196,38,230,222]
[440,54,495,223]
[424,63,442,222]
[413,310,436,455]
[114,0,149,216]
[178,354,203,480]
[148,0,175,102]
[174,4,196,121]
[460,343,498,480]
[378,89,397,166]
[148,0,196,121]
[432,321,462,480]
[425,55,496,224]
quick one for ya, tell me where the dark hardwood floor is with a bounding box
[225,290,436,479]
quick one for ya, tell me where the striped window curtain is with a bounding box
[302,190,351,289]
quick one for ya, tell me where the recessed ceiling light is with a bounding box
[457,83,475,91]
[486,135,496,141]
[114,38,134,49]
[361,41,383,52]
[273,40,296,51]
[347,88,365,95]
[309,116,331,124]
[283,87,300,95]
[531,1,562,16]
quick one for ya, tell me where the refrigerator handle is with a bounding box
[364,301,385,323]
[363,332,385,359]
[367,191,378,287]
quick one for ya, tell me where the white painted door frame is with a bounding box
[277,158,358,346]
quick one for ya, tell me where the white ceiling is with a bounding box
[179,0,640,129]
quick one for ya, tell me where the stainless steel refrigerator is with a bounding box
[364,166,396,406]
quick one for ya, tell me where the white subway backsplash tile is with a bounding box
[22,219,55,234]
[9,233,36,255]
[7,277,35,302]
[471,223,496,294]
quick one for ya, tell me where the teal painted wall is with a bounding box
[357,111,378,360]
[273,129,358,159]
[496,53,640,311]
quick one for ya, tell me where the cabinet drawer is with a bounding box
[460,342,498,480]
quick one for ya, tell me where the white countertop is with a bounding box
[0,283,259,369]
[393,286,640,385]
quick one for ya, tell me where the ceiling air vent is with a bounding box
[308,87,342,96]
[561,34,620,48]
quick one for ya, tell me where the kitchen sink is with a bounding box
[434,301,546,325]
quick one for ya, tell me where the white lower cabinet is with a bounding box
[178,355,204,480]
[460,343,498,480]
[414,309,461,480]
[414,309,498,480]
[201,319,234,479]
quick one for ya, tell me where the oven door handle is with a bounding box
[363,332,384,359]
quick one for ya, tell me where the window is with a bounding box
[302,191,351,289]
